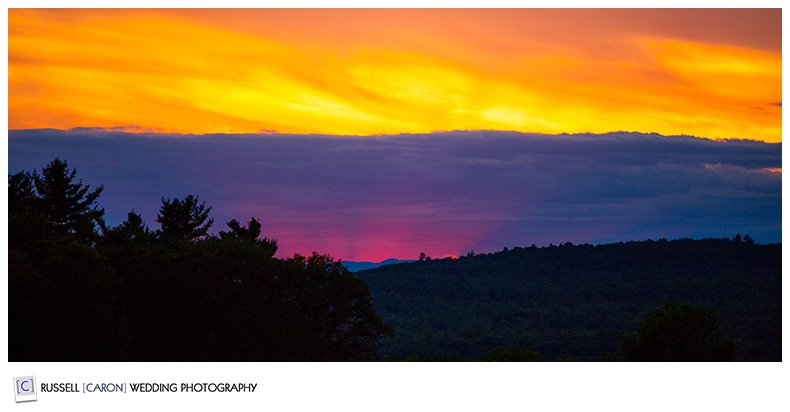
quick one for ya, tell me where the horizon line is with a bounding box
[8,127,781,144]
[335,233,782,263]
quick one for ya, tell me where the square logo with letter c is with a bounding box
[14,376,37,402]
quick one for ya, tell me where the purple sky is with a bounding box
[8,129,781,262]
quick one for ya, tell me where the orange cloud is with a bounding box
[8,9,782,142]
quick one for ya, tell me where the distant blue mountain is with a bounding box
[342,258,414,272]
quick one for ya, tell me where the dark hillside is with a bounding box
[357,238,781,361]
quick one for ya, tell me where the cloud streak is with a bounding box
[8,130,781,261]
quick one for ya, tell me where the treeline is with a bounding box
[357,238,781,361]
[9,158,391,361]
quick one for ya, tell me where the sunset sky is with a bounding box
[8,8,782,141]
[6,9,783,262]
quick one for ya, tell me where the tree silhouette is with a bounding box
[269,252,394,360]
[9,161,127,360]
[621,301,735,361]
[9,171,52,249]
[221,217,278,257]
[11,159,396,361]
[32,158,105,243]
[102,210,156,248]
[9,170,37,213]
[156,194,214,240]
[119,210,154,242]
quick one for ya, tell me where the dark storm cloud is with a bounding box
[8,129,781,260]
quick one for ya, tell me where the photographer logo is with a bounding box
[14,376,37,402]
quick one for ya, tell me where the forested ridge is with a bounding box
[357,238,781,361]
